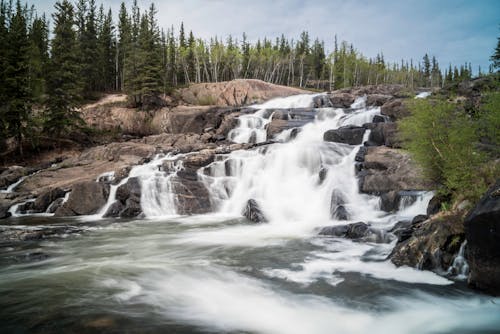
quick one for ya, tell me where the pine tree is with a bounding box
[492,29,500,71]
[28,14,49,102]
[97,6,115,91]
[80,0,99,97]
[44,0,83,139]
[0,0,9,146]
[4,0,32,155]
[117,2,130,91]
[422,54,431,86]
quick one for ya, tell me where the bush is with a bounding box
[399,98,497,202]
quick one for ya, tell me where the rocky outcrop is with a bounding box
[330,189,349,220]
[0,200,11,219]
[329,93,355,108]
[54,181,110,216]
[358,147,432,194]
[179,79,308,107]
[324,126,366,145]
[366,122,401,148]
[0,166,27,190]
[242,199,267,223]
[104,177,142,218]
[464,180,500,295]
[380,99,410,121]
[390,213,465,272]
[32,188,66,213]
[366,94,392,106]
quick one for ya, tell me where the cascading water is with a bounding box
[202,94,382,228]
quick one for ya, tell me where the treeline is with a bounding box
[0,0,490,156]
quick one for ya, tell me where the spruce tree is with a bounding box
[44,0,83,139]
[492,30,500,71]
[97,6,115,91]
[4,0,32,155]
[117,2,130,91]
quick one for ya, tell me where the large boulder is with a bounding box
[390,213,465,271]
[32,187,66,213]
[54,181,110,216]
[324,126,366,145]
[359,146,432,194]
[380,99,410,121]
[242,199,267,223]
[328,93,355,108]
[0,166,27,190]
[367,122,401,148]
[330,189,349,220]
[366,94,392,106]
[105,177,143,218]
[464,180,500,295]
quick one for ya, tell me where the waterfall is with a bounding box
[447,241,469,280]
[201,93,383,227]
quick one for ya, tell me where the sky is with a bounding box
[30,0,500,74]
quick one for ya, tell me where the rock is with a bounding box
[380,99,410,121]
[355,146,368,162]
[330,189,349,220]
[313,95,333,108]
[389,220,413,242]
[328,93,355,108]
[46,198,65,214]
[179,79,308,107]
[412,214,429,224]
[366,94,392,106]
[390,212,465,271]
[103,201,125,218]
[427,193,452,216]
[359,147,432,194]
[324,126,366,145]
[106,177,142,218]
[0,166,26,190]
[367,122,401,148]
[379,191,400,212]
[54,181,110,216]
[0,201,12,219]
[319,222,372,240]
[242,199,267,223]
[32,188,66,213]
[318,168,328,185]
[372,115,387,123]
[464,180,500,295]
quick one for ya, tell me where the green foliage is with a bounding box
[399,98,498,202]
[477,92,500,152]
[44,0,84,138]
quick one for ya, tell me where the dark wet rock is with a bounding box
[329,93,355,108]
[380,191,400,212]
[0,225,83,245]
[17,201,35,214]
[330,189,349,220]
[372,115,387,123]
[355,146,368,162]
[0,201,12,219]
[389,220,414,243]
[242,199,267,223]
[366,94,392,106]
[318,168,328,185]
[33,187,66,213]
[367,122,400,148]
[390,212,465,272]
[412,214,429,224]
[104,177,142,218]
[427,193,452,216]
[319,222,374,240]
[380,99,410,121]
[324,126,366,145]
[54,181,110,216]
[46,198,65,214]
[272,110,289,120]
[464,180,500,295]
[359,147,432,194]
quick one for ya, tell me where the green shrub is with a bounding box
[399,98,496,202]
